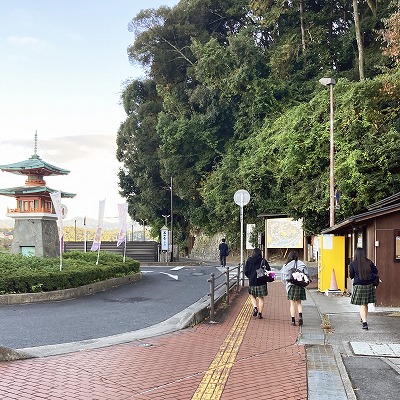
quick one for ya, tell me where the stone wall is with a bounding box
[189,233,240,264]
[12,217,59,257]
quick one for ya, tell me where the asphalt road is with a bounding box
[0,265,221,350]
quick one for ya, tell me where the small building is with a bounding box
[0,135,75,257]
[321,192,400,306]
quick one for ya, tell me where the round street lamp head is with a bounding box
[319,77,336,86]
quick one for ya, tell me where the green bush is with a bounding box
[0,251,140,294]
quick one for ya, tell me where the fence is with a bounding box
[64,241,159,263]
[208,263,242,322]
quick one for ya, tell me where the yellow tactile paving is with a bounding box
[191,296,252,399]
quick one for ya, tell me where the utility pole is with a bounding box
[170,176,173,261]
[319,78,336,227]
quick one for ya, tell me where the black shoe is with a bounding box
[252,307,258,317]
[258,312,263,319]
[362,322,368,330]
[298,317,303,326]
[291,320,296,326]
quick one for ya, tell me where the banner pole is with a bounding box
[96,246,101,265]
[59,233,63,271]
[123,229,127,262]
[84,216,87,252]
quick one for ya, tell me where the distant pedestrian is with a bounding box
[349,247,378,330]
[218,238,229,267]
[280,251,308,326]
[244,248,271,319]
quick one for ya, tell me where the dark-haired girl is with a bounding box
[350,247,378,330]
[244,248,271,319]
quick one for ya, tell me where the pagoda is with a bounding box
[0,133,76,257]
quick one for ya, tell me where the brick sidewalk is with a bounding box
[0,283,307,400]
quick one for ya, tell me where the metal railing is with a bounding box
[208,263,242,322]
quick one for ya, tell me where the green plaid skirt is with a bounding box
[351,284,376,305]
[287,284,306,301]
[249,284,268,297]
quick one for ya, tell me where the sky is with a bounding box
[0,0,178,222]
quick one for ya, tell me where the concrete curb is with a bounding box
[332,346,357,400]
[0,346,32,362]
[8,282,230,360]
[0,273,142,304]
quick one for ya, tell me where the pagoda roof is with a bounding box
[0,186,76,198]
[0,154,70,176]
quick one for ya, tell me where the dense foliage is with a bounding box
[117,0,400,245]
[0,251,140,294]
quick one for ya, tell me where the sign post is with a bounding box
[160,226,169,263]
[234,189,250,284]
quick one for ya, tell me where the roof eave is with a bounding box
[321,204,400,234]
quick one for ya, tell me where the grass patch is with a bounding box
[0,251,140,294]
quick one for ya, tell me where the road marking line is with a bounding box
[159,272,179,280]
[191,297,252,399]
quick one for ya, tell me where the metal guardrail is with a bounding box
[208,263,242,322]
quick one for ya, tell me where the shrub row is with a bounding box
[0,251,140,294]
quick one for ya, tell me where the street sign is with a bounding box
[160,226,169,251]
[234,189,250,206]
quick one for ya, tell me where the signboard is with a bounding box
[266,218,303,249]
[161,226,169,251]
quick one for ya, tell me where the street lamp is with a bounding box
[162,177,174,261]
[319,77,336,227]
[161,214,170,226]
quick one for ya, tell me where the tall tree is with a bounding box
[117,0,399,246]
[352,0,365,80]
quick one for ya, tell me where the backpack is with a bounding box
[287,261,311,287]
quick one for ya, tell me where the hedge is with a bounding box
[0,251,140,294]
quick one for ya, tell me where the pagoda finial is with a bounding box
[31,130,40,159]
[34,130,38,155]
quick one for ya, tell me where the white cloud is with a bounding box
[7,35,47,50]
[64,32,83,42]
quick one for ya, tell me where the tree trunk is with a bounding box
[352,0,365,81]
[300,0,306,51]
[365,0,377,17]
